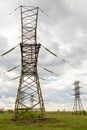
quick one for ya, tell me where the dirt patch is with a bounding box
[14,117,58,125]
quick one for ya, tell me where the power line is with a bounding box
[3,65,20,74]
[1,6,87,86]
[41,44,87,74]
[39,7,56,23]
[0,42,73,83]
[10,75,20,81]
[0,43,20,72]
[9,6,20,16]
[39,7,87,75]
[38,64,59,76]
[43,57,57,66]
[41,45,57,57]
[0,44,20,82]
[1,43,85,84]
[1,43,19,57]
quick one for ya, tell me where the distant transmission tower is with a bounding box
[73,81,84,114]
[13,5,45,120]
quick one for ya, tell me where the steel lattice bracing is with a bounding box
[73,81,83,114]
[13,6,45,120]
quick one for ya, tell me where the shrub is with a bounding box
[82,110,86,115]
[19,111,46,120]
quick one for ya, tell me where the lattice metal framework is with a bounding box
[73,81,83,114]
[13,5,45,120]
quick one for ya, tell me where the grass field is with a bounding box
[0,111,87,130]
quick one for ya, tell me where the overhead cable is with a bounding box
[39,76,46,81]
[1,43,19,57]
[39,8,87,74]
[9,6,20,16]
[41,44,87,74]
[38,65,59,76]
[41,45,57,57]
[4,65,20,74]
[39,7,56,23]
[43,57,57,66]
[11,75,20,81]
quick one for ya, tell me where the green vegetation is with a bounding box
[0,111,87,130]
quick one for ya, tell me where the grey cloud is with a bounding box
[42,87,73,104]
[0,0,87,110]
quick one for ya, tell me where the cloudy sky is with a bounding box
[0,0,87,111]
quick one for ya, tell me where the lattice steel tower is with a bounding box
[13,5,45,120]
[73,81,83,114]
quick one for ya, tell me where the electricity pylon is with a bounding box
[73,81,83,114]
[13,5,45,120]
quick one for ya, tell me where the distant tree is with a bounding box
[0,108,4,113]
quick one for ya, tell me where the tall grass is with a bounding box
[0,111,87,130]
